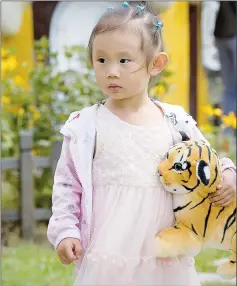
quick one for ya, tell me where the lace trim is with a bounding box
[85,250,195,267]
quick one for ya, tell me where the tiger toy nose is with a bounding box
[158,169,163,176]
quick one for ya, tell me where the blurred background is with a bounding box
[1,1,236,286]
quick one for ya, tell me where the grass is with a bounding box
[2,241,233,286]
[195,248,230,273]
[2,242,74,286]
[203,283,234,286]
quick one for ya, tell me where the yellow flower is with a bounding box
[1,56,17,77]
[200,124,213,133]
[1,95,10,105]
[1,48,8,59]
[13,76,25,87]
[228,112,236,129]
[202,104,214,116]
[7,105,21,114]
[150,85,165,97]
[213,108,223,117]
[33,112,41,121]
[18,108,25,116]
[5,56,17,70]
[28,105,37,112]
[222,112,236,129]
[1,62,7,78]
[156,85,165,95]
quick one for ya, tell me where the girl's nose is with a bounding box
[107,65,120,78]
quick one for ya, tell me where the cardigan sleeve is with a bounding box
[47,136,82,249]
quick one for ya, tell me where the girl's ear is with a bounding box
[149,52,169,76]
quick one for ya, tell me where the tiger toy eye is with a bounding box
[174,163,182,171]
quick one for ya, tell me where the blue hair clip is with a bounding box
[122,2,129,8]
[156,22,163,31]
[136,5,145,11]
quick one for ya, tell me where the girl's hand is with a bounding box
[209,169,236,207]
[57,238,82,264]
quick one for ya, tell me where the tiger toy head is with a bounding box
[158,138,221,195]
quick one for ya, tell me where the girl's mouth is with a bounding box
[108,85,122,92]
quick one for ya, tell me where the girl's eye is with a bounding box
[120,58,130,64]
[97,58,105,63]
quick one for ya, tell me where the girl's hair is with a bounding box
[87,1,164,68]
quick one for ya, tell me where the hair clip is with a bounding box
[156,22,163,31]
[107,7,114,10]
[122,2,129,8]
[136,5,145,11]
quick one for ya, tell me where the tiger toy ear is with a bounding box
[196,160,210,186]
[179,131,190,142]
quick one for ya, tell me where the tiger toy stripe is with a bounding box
[155,138,236,280]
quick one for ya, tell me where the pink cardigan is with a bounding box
[47,101,236,251]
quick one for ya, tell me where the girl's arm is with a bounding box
[47,136,82,249]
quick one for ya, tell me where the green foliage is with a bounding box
[2,36,104,157]
[2,37,103,209]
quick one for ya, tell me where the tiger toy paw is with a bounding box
[155,235,180,258]
[155,225,202,258]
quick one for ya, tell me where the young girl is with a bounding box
[47,2,236,285]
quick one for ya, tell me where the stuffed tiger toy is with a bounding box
[155,135,236,280]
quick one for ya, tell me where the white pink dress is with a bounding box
[74,104,200,285]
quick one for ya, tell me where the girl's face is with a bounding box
[92,28,151,100]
